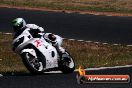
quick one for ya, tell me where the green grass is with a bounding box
[0,33,132,73]
[1,0,132,13]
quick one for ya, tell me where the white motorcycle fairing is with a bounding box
[22,38,59,70]
[21,49,37,58]
[12,29,59,70]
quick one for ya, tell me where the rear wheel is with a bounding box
[21,52,44,74]
[59,51,75,73]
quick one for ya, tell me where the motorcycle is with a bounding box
[12,28,75,74]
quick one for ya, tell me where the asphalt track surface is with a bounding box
[0,7,132,88]
[0,66,132,88]
[1,7,132,44]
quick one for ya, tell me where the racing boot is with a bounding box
[55,45,65,58]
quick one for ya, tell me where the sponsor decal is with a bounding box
[34,40,42,47]
[76,66,130,84]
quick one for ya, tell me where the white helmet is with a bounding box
[12,18,26,32]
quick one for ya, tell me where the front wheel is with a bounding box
[21,52,44,74]
[59,51,75,73]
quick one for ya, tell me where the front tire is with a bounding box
[21,52,44,74]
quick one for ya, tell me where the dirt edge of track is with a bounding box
[1,5,132,17]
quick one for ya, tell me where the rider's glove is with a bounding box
[38,27,44,33]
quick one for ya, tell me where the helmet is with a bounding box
[12,18,26,32]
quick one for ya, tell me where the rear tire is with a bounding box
[59,51,75,73]
[21,52,44,74]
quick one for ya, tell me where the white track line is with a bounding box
[44,71,62,74]
[0,32,12,35]
[1,32,132,47]
[102,43,108,45]
[68,39,76,41]
[113,44,120,46]
[4,33,12,35]
[84,65,132,71]
[94,42,100,44]
[127,45,132,47]
[85,41,92,43]
[78,40,84,42]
